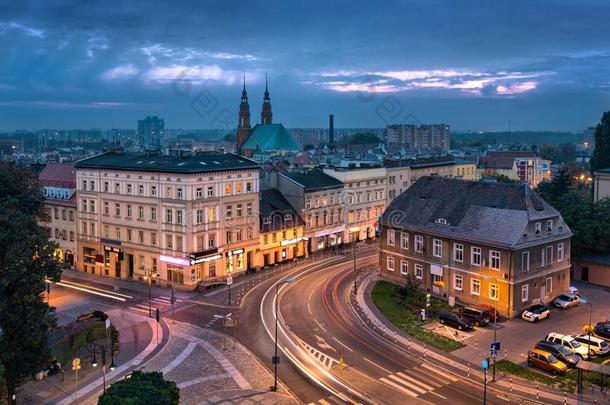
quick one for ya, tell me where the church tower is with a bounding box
[236,74,251,154]
[261,73,273,125]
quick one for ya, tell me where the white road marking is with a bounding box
[363,357,392,374]
[388,374,426,394]
[379,377,418,397]
[314,319,327,333]
[396,372,435,390]
[314,334,335,352]
[308,302,312,315]
[332,337,353,352]
[421,363,458,382]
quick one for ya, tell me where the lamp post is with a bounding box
[271,277,295,392]
[91,343,116,392]
[349,227,360,294]
[144,269,157,318]
[483,275,499,382]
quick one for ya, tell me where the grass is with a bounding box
[371,280,464,351]
[51,323,109,365]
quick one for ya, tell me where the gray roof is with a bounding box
[282,169,344,191]
[380,176,566,248]
[75,151,259,173]
[259,189,304,232]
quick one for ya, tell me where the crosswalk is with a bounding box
[298,338,339,370]
[379,365,456,399]
[127,295,185,315]
[307,396,346,405]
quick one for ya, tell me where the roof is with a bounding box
[573,254,610,266]
[595,168,610,174]
[380,176,567,248]
[75,151,259,173]
[259,188,304,232]
[242,123,300,151]
[39,163,76,188]
[282,169,344,191]
[478,156,516,170]
[487,151,537,158]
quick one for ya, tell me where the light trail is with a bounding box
[48,280,128,301]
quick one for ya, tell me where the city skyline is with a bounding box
[1,0,609,131]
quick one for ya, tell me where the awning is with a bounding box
[315,225,346,238]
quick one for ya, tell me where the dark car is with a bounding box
[535,341,580,368]
[439,311,474,331]
[459,307,491,327]
[593,322,610,341]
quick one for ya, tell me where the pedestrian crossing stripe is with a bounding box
[307,396,344,405]
[379,368,449,398]
[296,337,339,370]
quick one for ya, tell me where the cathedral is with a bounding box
[236,75,299,157]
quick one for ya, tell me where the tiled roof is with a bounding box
[380,176,564,248]
[259,188,304,232]
[242,123,300,151]
[478,156,516,170]
[39,163,76,188]
[75,151,259,173]
[282,169,344,191]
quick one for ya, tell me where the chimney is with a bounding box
[329,114,334,148]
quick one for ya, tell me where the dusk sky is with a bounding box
[1,0,610,131]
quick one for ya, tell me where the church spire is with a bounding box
[261,72,272,124]
[241,74,248,103]
[237,73,251,154]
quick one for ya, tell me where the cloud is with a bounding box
[101,64,140,81]
[0,100,154,109]
[143,64,240,85]
[0,22,45,38]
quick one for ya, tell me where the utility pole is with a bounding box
[492,296,498,382]
[353,235,357,294]
[171,287,176,325]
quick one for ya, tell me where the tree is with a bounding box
[399,274,425,311]
[536,168,572,207]
[0,163,63,404]
[98,371,179,405]
[350,132,381,145]
[591,111,610,172]
[222,133,236,142]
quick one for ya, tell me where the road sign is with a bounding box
[272,355,280,364]
[491,341,501,351]
[71,358,81,371]
[481,358,489,370]
[491,350,497,359]
[227,276,233,286]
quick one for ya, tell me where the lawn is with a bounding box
[51,322,110,365]
[371,280,464,351]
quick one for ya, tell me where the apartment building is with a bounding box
[39,163,77,267]
[323,167,386,242]
[259,189,306,266]
[479,152,550,187]
[379,177,572,317]
[276,169,345,252]
[74,151,260,288]
[386,165,410,205]
[453,160,478,181]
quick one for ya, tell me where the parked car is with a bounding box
[459,307,491,327]
[527,349,568,375]
[521,304,551,322]
[553,293,580,309]
[534,341,580,368]
[569,286,579,296]
[572,334,610,356]
[592,322,610,341]
[546,332,591,360]
[478,304,498,322]
[439,311,474,330]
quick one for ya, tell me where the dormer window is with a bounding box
[546,219,553,233]
[534,222,541,235]
[435,218,448,225]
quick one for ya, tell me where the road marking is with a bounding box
[396,372,435,390]
[318,400,332,405]
[363,357,392,374]
[314,319,327,333]
[314,334,335,352]
[388,374,426,394]
[421,363,458,382]
[52,281,127,301]
[160,342,197,375]
[308,302,312,315]
[332,337,353,352]
[379,377,418,397]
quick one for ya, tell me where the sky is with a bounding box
[1,0,610,132]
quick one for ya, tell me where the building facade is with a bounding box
[479,152,550,187]
[323,167,386,242]
[75,151,260,288]
[39,163,77,267]
[386,166,410,205]
[274,169,345,253]
[379,177,572,317]
[593,168,610,202]
[137,116,165,150]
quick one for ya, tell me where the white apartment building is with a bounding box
[75,151,260,288]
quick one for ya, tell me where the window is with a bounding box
[138,205,144,220]
[151,232,157,246]
[151,186,157,196]
[127,184,132,194]
[176,236,183,251]
[225,183,232,195]
[166,186,172,199]
[176,210,183,224]
[127,204,132,217]
[521,251,530,272]
[127,229,132,241]
[166,209,173,223]
[387,230,395,246]
[247,202,253,216]
[208,234,215,248]
[226,231,233,244]
[400,232,409,249]
[236,229,242,242]
[545,277,552,294]
[433,239,442,258]
[196,188,203,198]
[208,207,215,222]
[489,283,499,301]
[177,188,183,198]
[521,285,529,302]
[104,225,109,238]
[139,230,144,244]
[547,219,553,233]
[490,250,501,270]
[115,227,120,240]
[196,209,203,224]
[306,200,311,209]
[82,199,88,212]
[138,184,144,195]
[246,182,252,192]
[454,274,463,291]
[207,186,214,197]
[115,183,120,193]
[90,200,96,213]
[236,204,242,217]
[415,235,424,253]
[103,182,109,192]
[151,207,157,221]
[235,182,242,194]
[69,210,74,221]
[166,234,173,249]
[546,246,553,265]
[415,264,423,279]
[471,247,481,266]
[400,260,408,275]
[90,223,95,236]
[69,231,74,241]
[226,205,232,218]
[541,249,546,267]
[82,180,87,190]
[248,226,254,239]
[387,256,395,271]
[454,243,464,263]
[115,203,120,216]
[558,243,565,261]
[471,279,481,295]
[534,222,541,234]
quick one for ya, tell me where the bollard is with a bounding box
[409,338,412,351]
[467,362,470,377]
[475,337,478,353]
[564,391,566,405]
[394,330,397,343]
[536,384,539,400]
[423,344,426,359]
[509,377,512,392]
[504,349,507,361]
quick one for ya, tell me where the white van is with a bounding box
[546,332,591,360]
[572,334,609,356]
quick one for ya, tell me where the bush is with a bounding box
[98,371,179,405]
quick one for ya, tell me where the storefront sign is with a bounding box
[190,254,222,265]
[160,254,190,267]
[101,238,121,246]
[189,248,219,260]
[280,236,308,246]
[314,225,346,238]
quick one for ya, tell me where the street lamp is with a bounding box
[349,227,360,294]
[271,277,295,392]
[483,275,500,382]
[144,269,158,318]
[91,343,115,392]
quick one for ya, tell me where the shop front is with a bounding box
[312,225,345,252]
[189,248,222,282]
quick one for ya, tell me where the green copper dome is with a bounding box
[242,123,300,151]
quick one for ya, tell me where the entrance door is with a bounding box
[128,254,134,278]
[582,266,589,282]
[114,253,121,278]
[540,285,546,302]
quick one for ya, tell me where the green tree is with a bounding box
[98,371,179,405]
[399,274,425,311]
[536,168,572,207]
[350,132,381,145]
[0,163,62,404]
[591,111,610,172]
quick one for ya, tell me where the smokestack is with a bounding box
[329,114,334,148]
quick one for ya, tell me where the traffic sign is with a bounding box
[481,358,489,370]
[491,341,501,351]
[227,276,233,286]
[491,350,497,359]
[71,357,81,371]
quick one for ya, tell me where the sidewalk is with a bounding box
[354,272,595,405]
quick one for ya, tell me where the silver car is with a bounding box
[553,293,580,309]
